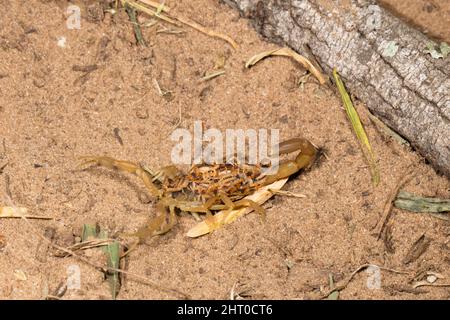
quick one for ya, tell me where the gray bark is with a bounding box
[224,0,450,178]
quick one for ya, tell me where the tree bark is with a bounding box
[224,0,450,178]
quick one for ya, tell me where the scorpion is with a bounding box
[80,138,317,242]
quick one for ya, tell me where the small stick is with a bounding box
[246,48,326,84]
[319,264,409,299]
[156,26,185,35]
[199,70,226,82]
[230,281,239,300]
[174,15,238,49]
[153,78,164,95]
[413,283,450,289]
[138,0,171,12]
[374,170,414,239]
[268,189,306,198]
[125,4,147,46]
[113,127,124,146]
[0,161,8,174]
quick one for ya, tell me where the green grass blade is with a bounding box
[104,241,121,300]
[81,224,98,241]
[327,274,339,300]
[395,191,450,213]
[99,230,121,300]
[333,69,380,186]
[82,224,121,299]
[125,3,147,47]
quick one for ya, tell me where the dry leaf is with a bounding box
[14,269,27,281]
[245,47,326,84]
[0,206,52,219]
[187,178,288,237]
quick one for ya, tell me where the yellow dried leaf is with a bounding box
[122,0,177,25]
[1,206,28,216]
[0,206,52,219]
[137,0,170,12]
[14,269,27,281]
[187,178,288,237]
[245,47,327,84]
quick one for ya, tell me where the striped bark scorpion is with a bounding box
[80,138,317,242]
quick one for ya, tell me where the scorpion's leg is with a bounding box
[181,194,231,229]
[174,195,227,227]
[80,156,162,197]
[178,196,219,218]
[222,195,265,221]
[212,193,266,221]
[233,198,265,220]
[151,165,183,183]
[127,200,178,242]
[260,138,317,186]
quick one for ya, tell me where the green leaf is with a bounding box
[327,274,340,300]
[104,241,121,300]
[81,224,98,241]
[82,224,121,299]
[327,291,340,300]
[394,191,450,213]
[333,69,380,186]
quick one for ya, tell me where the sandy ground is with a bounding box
[0,0,449,299]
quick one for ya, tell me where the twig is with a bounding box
[199,70,225,82]
[402,234,431,265]
[153,79,172,99]
[54,239,117,257]
[139,0,171,12]
[413,283,450,289]
[0,206,52,219]
[113,127,124,146]
[374,170,414,239]
[0,161,8,174]
[125,3,147,46]
[246,48,326,84]
[174,15,238,49]
[156,26,185,35]
[268,189,306,198]
[319,264,409,299]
